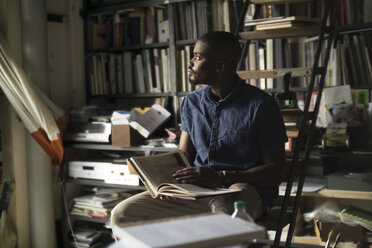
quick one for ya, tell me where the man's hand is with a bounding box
[172,167,222,187]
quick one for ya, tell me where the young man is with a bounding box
[111,31,288,229]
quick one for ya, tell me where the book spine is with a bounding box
[114,13,122,47]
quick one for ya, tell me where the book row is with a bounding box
[306,32,372,87]
[243,31,372,90]
[176,45,198,93]
[87,0,245,49]
[88,6,169,49]
[88,48,171,96]
[174,0,233,41]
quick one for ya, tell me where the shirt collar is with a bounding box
[206,80,245,104]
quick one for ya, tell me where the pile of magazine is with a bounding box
[70,190,133,220]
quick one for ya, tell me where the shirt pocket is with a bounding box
[217,128,253,157]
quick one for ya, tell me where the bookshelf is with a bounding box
[77,0,371,247]
[60,141,177,247]
[237,1,372,247]
[82,0,242,124]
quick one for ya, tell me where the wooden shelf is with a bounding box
[237,67,312,79]
[335,22,372,34]
[70,214,109,224]
[65,143,177,153]
[87,42,169,53]
[302,189,372,200]
[280,186,372,200]
[86,0,172,15]
[176,39,197,46]
[65,178,147,190]
[239,25,320,40]
[250,0,317,4]
[90,92,172,98]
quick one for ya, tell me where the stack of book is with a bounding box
[244,16,320,31]
[70,231,103,248]
[70,191,133,220]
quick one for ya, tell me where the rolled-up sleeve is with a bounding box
[180,96,190,133]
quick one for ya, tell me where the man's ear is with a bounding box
[216,62,225,73]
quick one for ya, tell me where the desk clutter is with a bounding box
[62,104,180,247]
[64,104,174,146]
[70,190,134,220]
[67,188,141,247]
[278,202,372,247]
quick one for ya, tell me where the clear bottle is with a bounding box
[231,201,254,222]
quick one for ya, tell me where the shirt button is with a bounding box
[234,130,238,135]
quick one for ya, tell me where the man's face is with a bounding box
[187,40,217,85]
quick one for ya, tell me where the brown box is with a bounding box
[111,124,144,147]
[314,218,364,242]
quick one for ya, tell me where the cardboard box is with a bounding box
[314,218,364,242]
[111,124,144,147]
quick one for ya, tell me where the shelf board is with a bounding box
[176,39,197,46]
[70,214,109,224]
[177,91,191,96]
[336,22,372,34]
[90,92,172,98]
[279,186,372,200]
[65,143,177,153]
[87,42,169,53]
[86,0,172,15]
[65,178,147,190]
[237,67,312,79]
[302,189,372,200]
[239,25,320,40]
[250,0,316,4]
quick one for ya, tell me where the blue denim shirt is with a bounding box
[180,80,288,208]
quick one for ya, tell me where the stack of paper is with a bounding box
[110,213,265,248]
[111,110,130,125]
[70,192,132,219]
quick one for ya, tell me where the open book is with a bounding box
[110,213,265,248]
[126,150,241,200]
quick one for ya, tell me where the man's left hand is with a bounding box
[172,167,222,187]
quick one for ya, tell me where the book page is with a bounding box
[112,213,265,248]
[158,183,241,200]
[130,151,190,191]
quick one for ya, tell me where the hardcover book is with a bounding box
[126,150,241,200]
[111,213,265,248]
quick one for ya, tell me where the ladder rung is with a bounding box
[237,68,312,79]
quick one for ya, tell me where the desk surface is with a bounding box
[302,189,372,200]
[280,188,372,200]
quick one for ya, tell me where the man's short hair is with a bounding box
[198,31,242,69]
